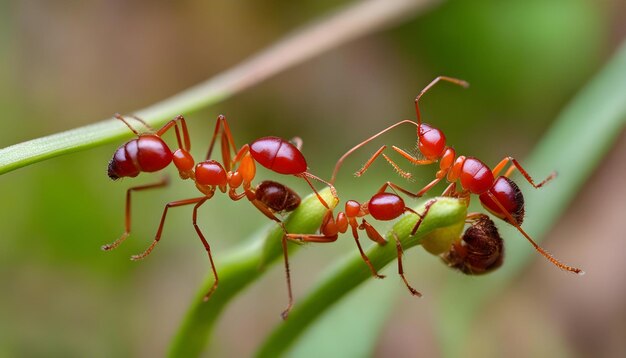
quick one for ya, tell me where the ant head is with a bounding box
[479,176,525,225]
[418,123,446,160]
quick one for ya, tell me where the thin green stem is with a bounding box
[168,189,337,358]
[257,197,467,357]
[0,0,440,175]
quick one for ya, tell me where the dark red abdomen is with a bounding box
[368,193,405,221]
[108,135,173,179]
[249,137,307,175]
[460,157,494,194]
[479,176,525,224]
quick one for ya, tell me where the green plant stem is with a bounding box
[0,0,440,176]
[436,40,626,358]
[168,189,337,358]
[257,197,467,357]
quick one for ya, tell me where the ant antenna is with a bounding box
[330,119,417,184]
[414,76,469,127]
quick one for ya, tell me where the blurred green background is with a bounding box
[1,0,625,357]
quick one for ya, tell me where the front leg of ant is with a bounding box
[492,157,556,188]
[391,232,422,297]
[391,146,436,166]
[191,198,220,301]
[131,197,206,261]
[102,178,169,251]
[354,145,387,178]
[357,219,386,279]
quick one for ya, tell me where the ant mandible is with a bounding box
[330,76,584,275]
[103,113,336,302]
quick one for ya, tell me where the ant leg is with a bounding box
[410,198,438,235]
[191,198,220,301]
[492,157,556,188]
[485,192,583,274]
[131,197,206,261]
[376,177,443,199]
[415,76,469,126]
[102,177,169,251]
[392,231,422,297]
[281,233,293,320]
[206,114,238,164]
[297,172,337,210]
[381,154,413,180]
[154,115,191,151]
[391,146,436,166]
[126,114,154,131]
[357,219,386,278]
[354,145,387,177]
[114,113,145,135]
[330,119,419,184]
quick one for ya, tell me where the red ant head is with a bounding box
[418,124,446,160]
[442,214,504,275]
[195,160,228,187]
[479,176,525,225]
[108,136,173,180]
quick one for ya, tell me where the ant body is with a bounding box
[103,114,336,302]
[330,76,583,275]
[287,189,425,298]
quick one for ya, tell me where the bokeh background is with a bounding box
[1,0,625,357]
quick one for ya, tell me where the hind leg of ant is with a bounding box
[485,191,583,274]
[131,196,207,261]
[391,231,422,297]
[102,177,170,251]
[206,114,237,164]
[358,219,387,278]
[491,157,556,188]
[156,115,191,152]
[191,198,220,301]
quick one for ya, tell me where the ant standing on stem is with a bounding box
[103,114,337,310]
[331,76,584,284]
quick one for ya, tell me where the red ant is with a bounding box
[103,113,336,304]
[330,76,584,275]
[287,188,426,298]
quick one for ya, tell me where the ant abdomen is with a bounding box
[479,176,525,225]
[108,136,173,180]
[441,214,504,275]
[255,180,301,213]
